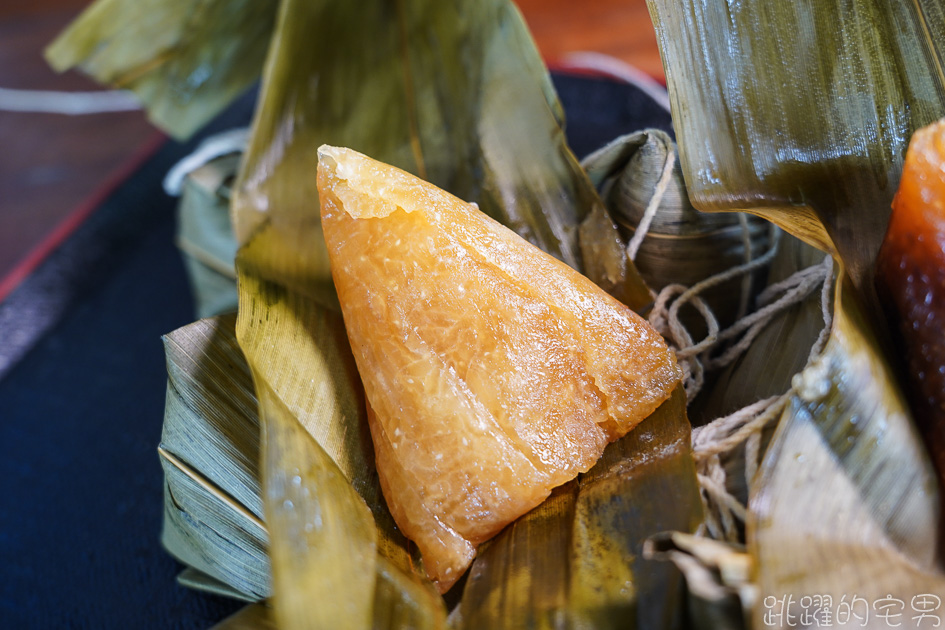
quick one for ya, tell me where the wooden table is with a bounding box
[0,0,662,301]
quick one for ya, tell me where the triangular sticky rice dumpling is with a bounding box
[317,146,681,592]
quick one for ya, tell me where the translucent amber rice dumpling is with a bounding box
[318,146,680,591]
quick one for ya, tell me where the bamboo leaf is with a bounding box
[255,377,377,630]
[177,568,259,603]
[232,0,649,309]
[162,315,261,517]
[646,0,945,619]
[176,154,241,318]
[749,275,945,624]
[234,267,414,565]
[210,603,276,630]
[646,0,945,290]
[46,0,278,140]
[160,315,269,600]
[373,557,448,630]
[457,387,702,629]
[160,313,447,622]
[644,533,751,630]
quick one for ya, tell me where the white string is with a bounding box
[646,226,780,401]
[685,254,834,541]
[0,86,141,114]
[626,146,676,261]
[162,127,250,196]
[706,255,832,370]
[618,155,836,540]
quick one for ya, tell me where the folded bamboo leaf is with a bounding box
[457,387,702,629]
[255,377,377,630]
[46,0,278,139]
[160,315,269,600]
[749,275,945,625]
[161,313,447,623]
[582,130,770,330]
[578,204,653,311]
[159,448,269,601]
[645,0,945,290]
[234,267,414,567]
[177,567,256,602]
[235,264,447,625]
[177,154,241,318]
[232,0,649,310]
[162,315,261,517]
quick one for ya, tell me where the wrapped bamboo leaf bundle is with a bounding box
[51,0,945,626]
[582,130,771,332]
[174,153,241,318]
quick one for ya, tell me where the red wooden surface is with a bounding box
[0,1,155,293]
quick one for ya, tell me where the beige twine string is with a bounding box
[688,259,833,541]
[625,143,835,541]
[626,148,677,262]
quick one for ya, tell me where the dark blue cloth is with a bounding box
[0,74,671,629]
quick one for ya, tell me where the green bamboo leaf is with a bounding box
[232,0,649,310]
[457,387,702,629]
[645,0,945,290]
[160,315,269,600]
[235,252,448,627]
[46,0,278,139]
[255,377,377,630]
[235,266,419,575]
[749,275,945,625]
[176,154,241,318]
[160,312,446,623]
[645,0,945,619]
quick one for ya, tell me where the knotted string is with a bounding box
[626,143,835,541]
